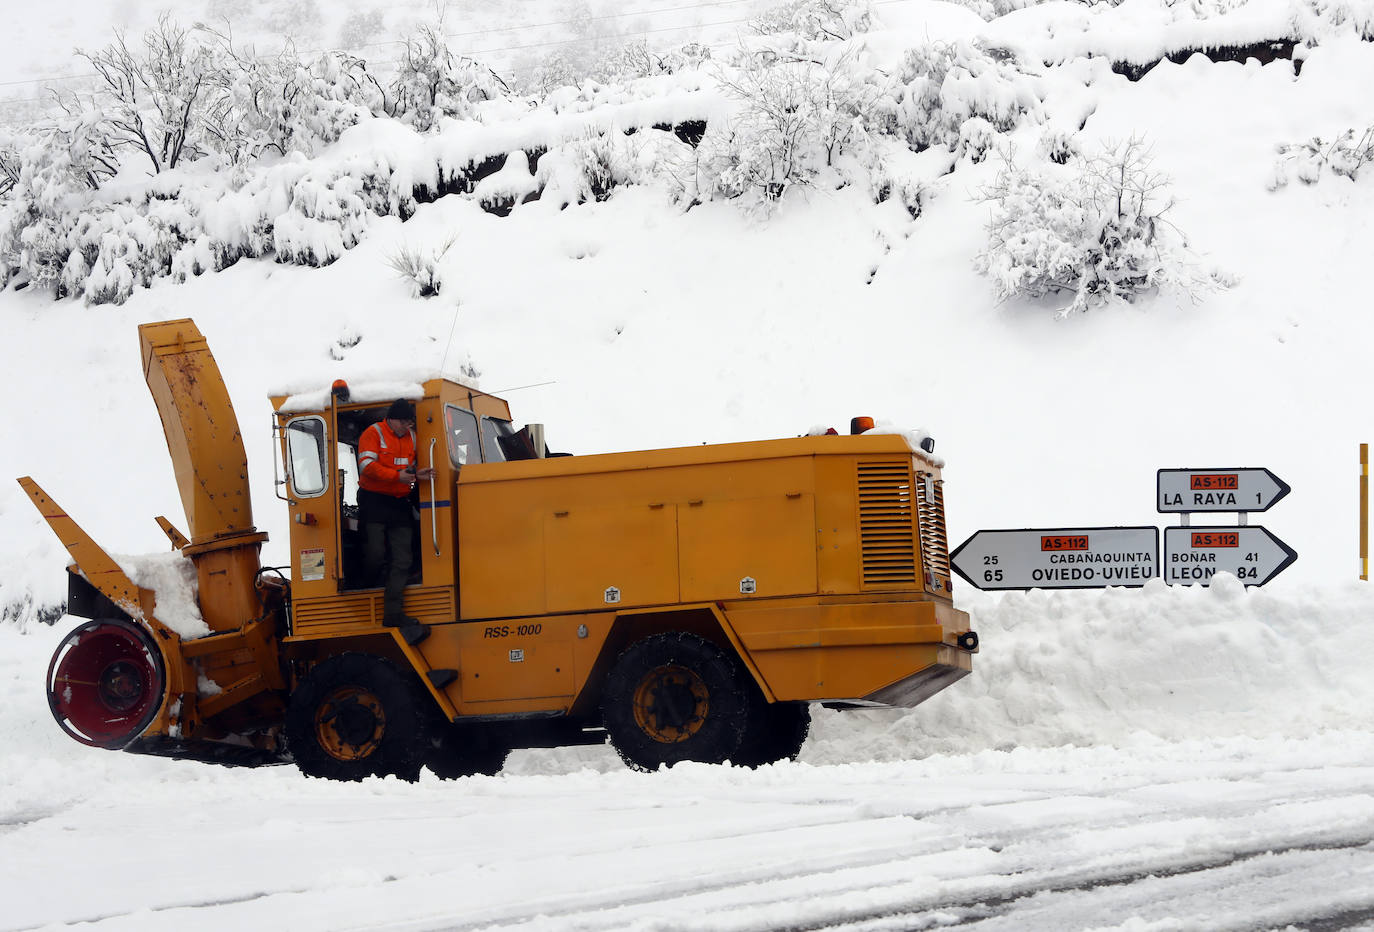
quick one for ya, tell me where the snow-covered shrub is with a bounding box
[386,25,507,131]
[1037,128,1082,165]
[1270,127,1374,188]
[65,204,187,304]
[875,171,931,219]
[0,136,19,201]
[894,41,1043,156]
[661,42,713,74]
[202,32,379,165]
[273,171,372,267]
[386,237,454,298]
[750,0,875,40]
[1302,0,1374,39]
[940,0,1043,20]
[701,47,890,204]
[524,51,588,98]
[590,41,664,83]
[0,126,109,293]
[579,132,641,201]
[74,15,220,173]
[976,138,1209,317]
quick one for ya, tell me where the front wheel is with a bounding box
[601,632,750,771]
[285,653,428,782]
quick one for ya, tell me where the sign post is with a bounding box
[950,527,1158,591]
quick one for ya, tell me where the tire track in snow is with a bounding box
[388,770,1374,931]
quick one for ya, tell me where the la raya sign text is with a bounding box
[1157,468,1290,513]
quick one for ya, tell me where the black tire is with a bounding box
[285,653,428,782]
[601,632,750,771]
[732,696,810,767]
[426,725,508,779]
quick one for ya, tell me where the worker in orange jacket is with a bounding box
[358,398,433,627]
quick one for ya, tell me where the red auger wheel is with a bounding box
[47,618,166,748]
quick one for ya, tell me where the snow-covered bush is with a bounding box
[894,41,1043,157]
[73,15,220,174]
[67,204,188,304]
[202,32,380,165]
[387,237,454,298]
[976,138,1210,317]
[386,25,507,131]
[0,136,19,201]
[750,0,875,40]
[590,41,665,83]
[660,42,713,74]
[272,171,372,267]
[1302,0,1374,39]
[940,0,1043,20]
[1270,127,1374,188]
[0,125,112,294]
[700,47,889,203]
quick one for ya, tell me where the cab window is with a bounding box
[445,405,479,466]
[285,416,329,497]
[481,417,516,463]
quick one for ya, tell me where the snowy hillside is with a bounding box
[3,0,1374,927]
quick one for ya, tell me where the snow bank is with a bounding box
[5,576,1370,782]
[806,577,1374,762]
[979,0,1300,69]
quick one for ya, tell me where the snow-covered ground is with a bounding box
[4,0,1374,928]
[4,582,1374,930]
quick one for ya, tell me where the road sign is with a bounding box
[1157,468,1290,513]
[950,527,1158,591]
[1162,526,1297,587]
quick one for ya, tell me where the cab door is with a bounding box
[281,414,340,599]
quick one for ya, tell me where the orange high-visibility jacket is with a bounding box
[358,421,417,498]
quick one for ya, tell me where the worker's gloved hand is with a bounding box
[415,467,436,481]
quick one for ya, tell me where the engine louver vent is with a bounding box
[916,472,951,580]
[857,461,919,586]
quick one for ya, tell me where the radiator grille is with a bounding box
[292,588,455,632]
[857,461,919,586]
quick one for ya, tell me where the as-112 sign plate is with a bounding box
[1163,526,1297,587]
[950,527,1159,591]
[1157,468,1290,513]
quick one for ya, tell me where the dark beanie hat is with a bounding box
[387,398,415,420]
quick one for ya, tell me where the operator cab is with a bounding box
[273,377,545,611]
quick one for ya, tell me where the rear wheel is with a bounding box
[426,725,508,779]
[732,697,810,767]
[285,653,427,782]
[601,633,750,771]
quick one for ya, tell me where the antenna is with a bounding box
[489,380,557,395]
[438,304,461,376]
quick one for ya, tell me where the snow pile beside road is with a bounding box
[7,575,1369,783]
[804,576,1374,763]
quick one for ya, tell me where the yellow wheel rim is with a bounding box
[315,686,386,761]
[632,664,709,744]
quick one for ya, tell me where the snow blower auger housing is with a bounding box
[22,318,977,779]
